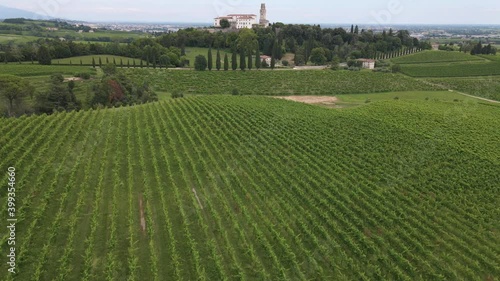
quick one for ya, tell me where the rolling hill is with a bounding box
[0,96,498,280]
[0,5,52,20]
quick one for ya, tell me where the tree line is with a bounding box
[1,22,432,66]
[0,38,187,67]
[0,64,157,117]
[157,23,431,65]
[194,46,275,71]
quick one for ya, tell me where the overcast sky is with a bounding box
[2,0,500,24]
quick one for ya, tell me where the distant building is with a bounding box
[214,14,257,29]
[46,27,58,31]
[260,55,272,65]
[357,59,375,69]
[259,4,270,27]
[214,3,270,29]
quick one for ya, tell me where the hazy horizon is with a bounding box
[1,0,500,25]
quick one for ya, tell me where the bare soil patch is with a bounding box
[138,195,146,234]
[274,95,338,106]
[64,77,83,82]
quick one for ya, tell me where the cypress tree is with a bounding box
[92,57,96,68]
[120,59,123,67]
[133,60,136,67]
[98,57,102,67]
[271,56,276,69]
[208,47,213,71]
[80,59,83,65]
[113,58,116,65]
[224,53,229,71]
[216,49,221,71]
[37,45,52,65]
[240,49,246,71]
[127,60,130,68]
[106,57,109,64]
[232,52,237,70]
[247,50,253,70]
[350,24,354,33]
[140,60,143,68]
[255,47,261,69]
[354,25,359,34]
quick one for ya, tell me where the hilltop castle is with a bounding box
[214,3,270,29]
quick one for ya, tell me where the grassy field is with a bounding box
[124,69,440,95]
[391,50,484,64]
[479,54,500,61]
[52,55,146,66]
[425,76,500,101]
[0,34,41,44]
[0,96,498,280]
[0,64,96,77]
[400,60,500,77]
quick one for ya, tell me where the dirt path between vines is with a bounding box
[139,195,146,234]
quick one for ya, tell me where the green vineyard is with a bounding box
[124,69,440,95]
[391,50,484,64]
[0,96,499,280]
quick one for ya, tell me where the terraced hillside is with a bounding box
[0,96,499,280]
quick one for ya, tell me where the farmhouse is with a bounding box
[358,59,375,69]
[214,3,270,29]
[260,55,272,65]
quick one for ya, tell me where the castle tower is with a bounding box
[259,3,269,27]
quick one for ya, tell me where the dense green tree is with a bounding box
[310,47,327,65]
[237,29,258,54]
[102,63,117,76]
[37,45,52,65]
[160,54,170,68]
[220,19,230,29]
[247,50,253,70]
[232,52,237,70]
[216,49,221,70]
[35,74,79,113]
[354,25,359,34]
[240,49,246,70]
[224,53,229,71]
[208,47,213,71]
[255,48,261,69]
[194,55,207,71]
[0,75,34,116]
[271,56,276,69]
